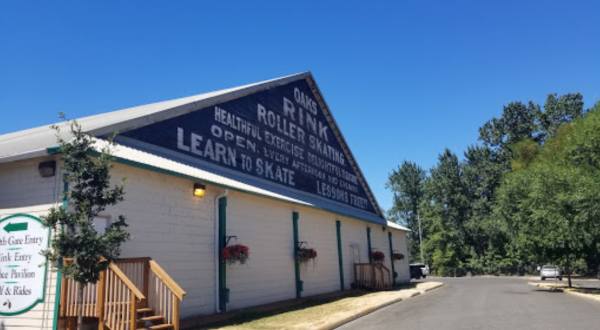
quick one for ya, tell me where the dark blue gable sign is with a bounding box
[122,79,377,214]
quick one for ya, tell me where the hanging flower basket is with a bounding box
[370,251,385,263]
[393,252,405,261]
[296,247,318,264]
[222,244,249,265]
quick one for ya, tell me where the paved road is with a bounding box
[337,277,600,330]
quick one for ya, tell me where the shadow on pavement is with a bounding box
[532,289,564,293]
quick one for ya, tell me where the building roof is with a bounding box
[0,72,392,226]
[386,221,411,232]
[0,73,305,163]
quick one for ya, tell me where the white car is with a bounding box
[540,265,562,281]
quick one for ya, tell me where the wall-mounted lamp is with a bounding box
[38,160,56,178]
[193,183,206,197]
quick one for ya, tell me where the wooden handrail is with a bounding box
[149,260,186,300]
[60,257,185,330]
[108,263,146,300]
[62,257,145,300]
[353,263,391,290]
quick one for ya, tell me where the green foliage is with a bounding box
[510,139,540,170]
[386,161,426,262]
[42,114,130,285]
[496,107,600,284]
[540,93,584,139]
[422,149,469,269]
[388,93,600,277]
[478,101,541,153]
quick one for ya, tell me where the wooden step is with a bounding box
[138,324,174,330]
[137,307,155,314]
[138,315,165,323]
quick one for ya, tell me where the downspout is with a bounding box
[214,189,228,314]
[388,232,396,286]
[367,227,372,263]
[336,220,344,291]
[293,212,302,298]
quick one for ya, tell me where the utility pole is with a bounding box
[418,211,424,264]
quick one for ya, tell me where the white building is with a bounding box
[0,72,410,330]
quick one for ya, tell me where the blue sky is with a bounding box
[1,1,599,212]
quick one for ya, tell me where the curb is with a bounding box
[528,282,600,303]
[562,289,600,302]
[423,282,445,292]
[323,283,445,330]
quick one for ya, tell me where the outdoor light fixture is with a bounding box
[193,183,206,197]
[38,160,56,178]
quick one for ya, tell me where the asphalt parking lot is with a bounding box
[337,276,600,330]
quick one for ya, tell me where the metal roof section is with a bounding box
[386,221,411,232]
[0,72,386,224]
[0,72,308,163]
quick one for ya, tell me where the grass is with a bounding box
[190,291,367,330]
[186,282,434,330]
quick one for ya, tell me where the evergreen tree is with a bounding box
[423,149,470,273]
[386,161,426,262]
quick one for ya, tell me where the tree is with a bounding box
[388,94,597,277]
[496,108,600,287]
[478,101,542,156]
[42,115,131,330]
[539,93,584,139]
[461,145,506,272]
[422,149,470,273]
[386,161,426,262]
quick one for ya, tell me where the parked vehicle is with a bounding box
[410,264,422,279]
[540,265,562,281]
[410,263,429,279]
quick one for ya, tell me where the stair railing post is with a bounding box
[60,275,67,317]
[173,296,180,330]
[130,294,137,330]
[142,259,150,306]
[371,264,375,289]
[97,269,106,330]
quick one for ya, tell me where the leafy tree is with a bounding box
[478,101,542,155]
[496,108,600,287]
[386,161,426,262]
[539,93,584,139]
[42,115,130,330]
[387,94,598,276]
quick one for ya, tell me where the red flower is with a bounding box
[222,244,250,265]
[370,251,385,262]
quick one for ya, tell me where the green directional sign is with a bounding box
[0,214,49,316]
[3,222,28,233]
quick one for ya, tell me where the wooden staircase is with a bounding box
[60,258,186,330]
[136,307,173,330]
[353,263,392,290]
